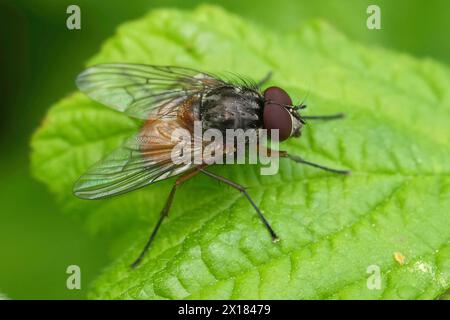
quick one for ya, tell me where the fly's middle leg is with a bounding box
[200,168,279,242]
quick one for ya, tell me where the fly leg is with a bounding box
[294,102,346,121]
[281,152,351,175]
[259,146,351,175]
[199,168,279,242]
[302,113,345,121]
[257,71,273,88]
[131,166,204,268]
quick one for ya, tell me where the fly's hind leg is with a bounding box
[131,166,204,268]
[200,168,279,242]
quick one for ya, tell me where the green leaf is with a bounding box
[31,5,450,299]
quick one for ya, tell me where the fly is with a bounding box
[73,63,350,268]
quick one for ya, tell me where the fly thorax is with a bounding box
[200,86,263,134]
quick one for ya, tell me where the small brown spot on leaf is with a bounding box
[394,251,405,265]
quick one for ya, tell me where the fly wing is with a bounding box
[73,119,201,200]
[76,63,227,120]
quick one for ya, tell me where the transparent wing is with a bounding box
[73,120,201,200]
[76,63,226,120]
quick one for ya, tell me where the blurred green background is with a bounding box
[0,0,449,299]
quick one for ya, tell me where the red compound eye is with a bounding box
[263,86,293,141]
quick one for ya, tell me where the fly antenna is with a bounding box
[294,87,310,110]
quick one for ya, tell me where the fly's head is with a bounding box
[262,86,306,141]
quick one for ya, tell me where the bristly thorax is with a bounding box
[200,86,263,134]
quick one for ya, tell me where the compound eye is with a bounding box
[263,87,293,141]
[264,86,292,106]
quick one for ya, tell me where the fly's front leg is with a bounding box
[257,71,272,88]
[302,113,345,121]
[281,152,351,175]
[259,145,350,175]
